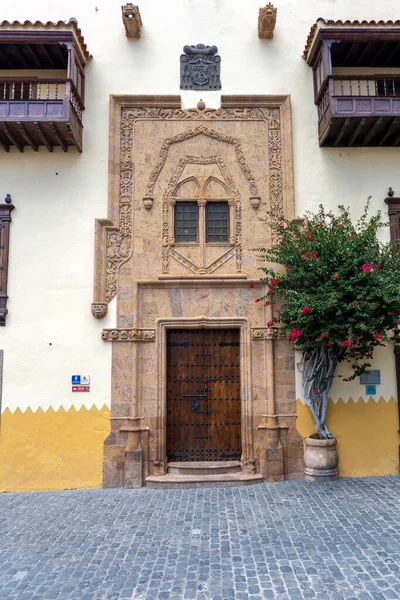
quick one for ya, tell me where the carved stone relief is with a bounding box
[92,96,290,311]
[102,328,155,341]
[258,3,277,39]
[180,44,221,91]
[121,4,142,38]
[251,327,287,340]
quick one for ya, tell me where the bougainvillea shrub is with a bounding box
[253,203,400,438]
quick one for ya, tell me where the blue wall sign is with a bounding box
[366,384,377,396]
[71,375,81,385]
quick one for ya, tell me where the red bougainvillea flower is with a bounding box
[341,339,354,348]
[289,327,303,341]
[302,251,318,260]
[359,263,379,272]
[301,306,312,314]
[353,302,359,307]
[249,282,255,289]
[271,278,279,286]
[326,341,334,347]
[306,231,311,238]
[264,300,271,306]
[255,298,260,303]
[389,312,395,316]
[332,273,339,279]
[266,321,273,327]
[267,289,273,295]
[322,333,329,339]
[373,332,381,340]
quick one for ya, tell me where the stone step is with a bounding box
[167,460,242,475]
[145,472,263,489]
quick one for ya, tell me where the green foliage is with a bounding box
[256,201,400,380]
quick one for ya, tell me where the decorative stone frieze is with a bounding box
[121,4,142,38]
[101,328,155,341]
[180,44,221,90]
[258,3,277,39]
[251,327,287,340]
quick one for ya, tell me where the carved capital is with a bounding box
[102,328,156,342]
[258,3,277,39]
[91,302,108,319]
[122,4,142,38]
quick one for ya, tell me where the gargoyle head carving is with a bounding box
[258,3,277,39]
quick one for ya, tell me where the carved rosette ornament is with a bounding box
[91,302,108,319]
[121,4,142,38]
[102,328,156,342]
[258,3,277,39]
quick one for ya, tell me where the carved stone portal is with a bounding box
[258,3,277,39]
[180,44,221,90]
[95,95,301,488]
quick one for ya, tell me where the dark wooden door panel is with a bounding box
[167,329,241,462]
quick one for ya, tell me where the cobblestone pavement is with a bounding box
[0,477,399,600]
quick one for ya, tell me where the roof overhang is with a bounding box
[303,18,400,65]
[0,18,91,66]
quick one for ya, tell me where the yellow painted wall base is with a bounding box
[296,397,400,478]
[0,405,110,492]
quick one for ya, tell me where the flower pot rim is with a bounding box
[305,436,337,447]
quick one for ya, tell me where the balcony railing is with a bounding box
[0,77,84,151]
[316,75,400,146]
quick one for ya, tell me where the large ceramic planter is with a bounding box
[304,437,339,482]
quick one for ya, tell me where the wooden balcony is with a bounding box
[0,76,84,152]
[317,74,400,147]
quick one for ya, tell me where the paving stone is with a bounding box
[0,477,399,599]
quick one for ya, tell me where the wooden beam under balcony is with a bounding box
[333,118,350,146]
[34,122,53,152]
[17,122,38,151]
[348,118,366,146]
[2,122,23,152]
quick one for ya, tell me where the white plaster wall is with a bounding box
[0,0,399,411]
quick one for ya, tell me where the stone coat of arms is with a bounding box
[180,44,221,90]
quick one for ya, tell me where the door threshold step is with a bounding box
[168,460,241,475]
[146,472,263,489]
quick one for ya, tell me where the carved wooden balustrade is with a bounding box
[317,74,400,147]
[0,76,84,152]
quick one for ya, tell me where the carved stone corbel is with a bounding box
[258,3,277,39]
[122,4,142,38]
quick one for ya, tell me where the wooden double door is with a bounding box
[167,329,241,462]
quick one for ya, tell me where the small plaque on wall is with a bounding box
[360,370,381,385]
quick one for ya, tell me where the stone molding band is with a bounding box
[251,327,287,340]
[101,328,156,341]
